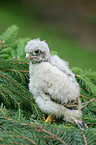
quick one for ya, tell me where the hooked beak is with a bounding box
[25,53,39,60]
[25,53,30,59]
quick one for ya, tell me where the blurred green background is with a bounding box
[0,0,96,70]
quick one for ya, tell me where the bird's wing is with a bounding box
[50,97,79,110]
[44,91,79,110]
[49,55,75,77]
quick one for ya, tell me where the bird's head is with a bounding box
[25,38,50,63]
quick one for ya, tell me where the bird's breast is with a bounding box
[29,62,80,104]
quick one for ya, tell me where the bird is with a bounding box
[25,38,87,130]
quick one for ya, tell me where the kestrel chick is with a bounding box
[25,38,87,130]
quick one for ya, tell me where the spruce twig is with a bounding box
[81,98,95,109]
[8,135,37,145]
[80,131,87,145]
[0,26,96,144]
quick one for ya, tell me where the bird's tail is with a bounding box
[75,119,88,130]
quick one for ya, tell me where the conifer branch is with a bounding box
[80,131,87,145]
[39,128,68,145]
[0,108,6,116]
[0,116,67,145]
[9,69,29,73]
[81,98,95,109]
[76,74,96,95]
[0,73,30,95]
[8,135,37,145]
[0,91,9,103]
[0,26,96,144]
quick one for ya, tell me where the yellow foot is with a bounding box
[43,114,55,124]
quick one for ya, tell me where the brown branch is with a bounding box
[0,116,17,122]
[8,140,23,145]
[8,135,37,145]
[8,88,42,121]
[0,108,6,116]
[80,95,90,100]
[80,131,87,145]
[9,69,29,73]
[0,116,67,145]
[0,137,3,141]
[81,98,95,109]
[3,90,21,120]
[18,103,21,120]
[0,90,8,103]
[75,74,94,93]
[0,74,28,94]
[9,62,29,65]
[41,128,68,145]
[81,95,96,102]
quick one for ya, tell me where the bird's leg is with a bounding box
[43,114,55,124]
[74,119,88,130]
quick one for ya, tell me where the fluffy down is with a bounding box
[25,39,87,130]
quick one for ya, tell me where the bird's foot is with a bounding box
[75,119,88,130]
[43,114,55,124]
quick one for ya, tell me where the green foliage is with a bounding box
[0,60,96,145]
[0,26,96,144]
[0,25,31,60]
[1,25,18,44]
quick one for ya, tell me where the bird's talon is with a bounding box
[44,115,55,124]
[75,120,88,130]
[43,114,46,121]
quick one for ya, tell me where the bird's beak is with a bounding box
[25,53,30,59]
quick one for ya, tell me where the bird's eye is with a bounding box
[32,49,40,56]
[35,50,40,54]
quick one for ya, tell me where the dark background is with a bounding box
[0,0,96,70]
